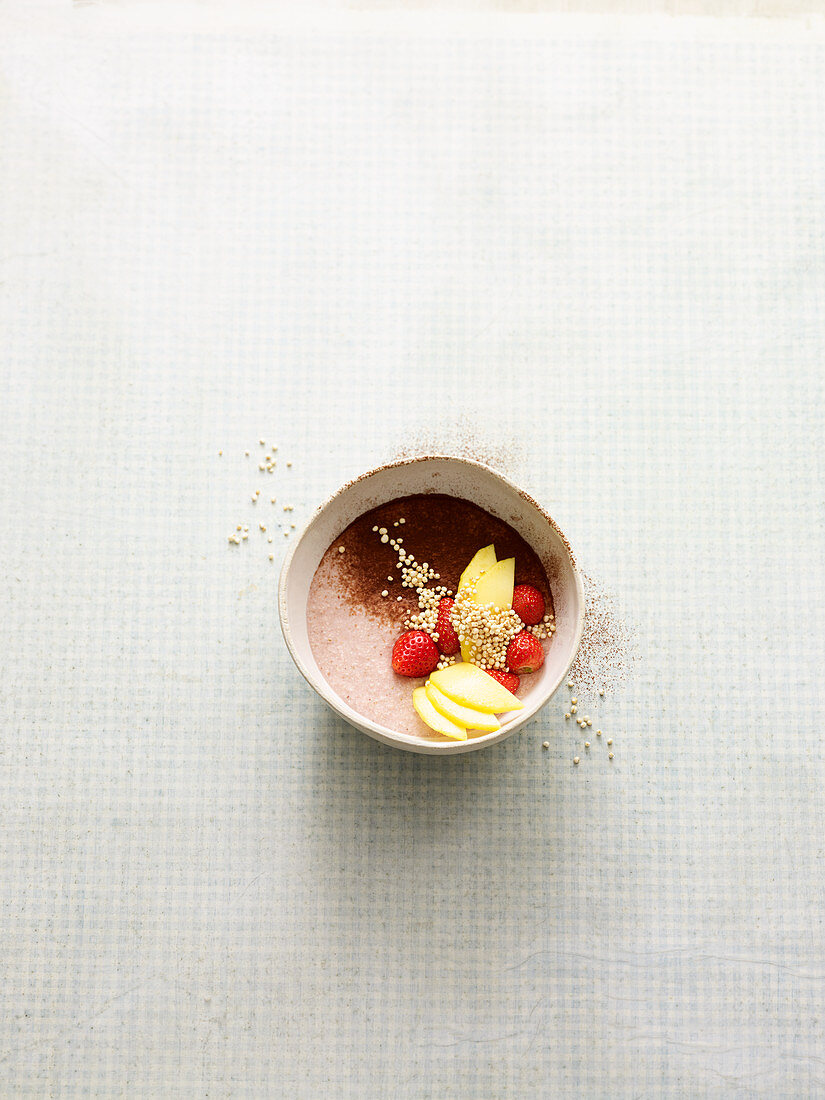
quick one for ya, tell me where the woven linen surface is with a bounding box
[1,7,824,1098]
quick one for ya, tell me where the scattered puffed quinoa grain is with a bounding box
[571,697,577,705]
[399,518,405,524]
[571,705,577,714]
[259,439,265,445]
[542,741,550,749]
[271,498,276,504]
[599,689,605,696]
[287,461,292,467]
[372,526,378,532]
[381,535,389,543]
[396,596,402,602]
[268,537,273,543]
[596,730,602,736]
[338,546,346,553]
[291,523,295,529]
[609,752,614,760]
[586,719,592,727]
[260,524,266,531]
[269,554,274,561]
[607,739,613,746]
[236,525,242,532]
[381,590,388,597]
[284,531,289,537]
[574,757,580,765]
[218,450,222,456]
[242,533,248,540]
[585,742,590,749]
[565,713,570,719]
[567,681,574,688]
[244,450,249,456]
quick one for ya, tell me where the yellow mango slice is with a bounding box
[459,555,515,662]
[472,557,515,610]
[457,544,496,594]
[425,681,501,733]
[429,662,523,714]
[412,686,468,740]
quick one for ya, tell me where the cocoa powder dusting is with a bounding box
[568,572,637,695]
[323,493,554,623]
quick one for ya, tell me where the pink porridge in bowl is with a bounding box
[307,493,556,741]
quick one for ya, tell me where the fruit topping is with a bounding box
[471,557,515,610]
[424,681,501,733]
[505,631,545,674]
[391,630,440,678]
[454,569,523,666]
[511,584,546,626]
[430,662,524,713]
[485,668,521,694]
[412,686,467,739]
[457,544,497,593]
[434,597,460,655]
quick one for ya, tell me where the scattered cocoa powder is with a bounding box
[392,419,526,477]
[568,572,637,696]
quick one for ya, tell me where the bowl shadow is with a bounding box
[297,688,568,894]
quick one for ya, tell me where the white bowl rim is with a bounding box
[279,454,585,753]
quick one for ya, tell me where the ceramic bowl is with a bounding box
[279,456,584,754]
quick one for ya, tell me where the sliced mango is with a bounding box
[429,662,523,714]
[412,686,468,740]
[457,544,496,594]
[472,557,515,610]
[425,681,501,733]
[460,555,515,662]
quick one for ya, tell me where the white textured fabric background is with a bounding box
[2,5,825,1098]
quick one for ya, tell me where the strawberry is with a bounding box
[506,631,545,674]
[434,597,460,655]
[391,630,440,678]
[485,668,521,694]
[511,584,546,626]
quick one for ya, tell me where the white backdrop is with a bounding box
[1,5,824,1097]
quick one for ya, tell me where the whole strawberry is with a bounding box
[485,668,521,694]
[391,630,440,678]
[511,584,546,626]
[506,631,545,674]
[434,597,460,655]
